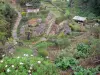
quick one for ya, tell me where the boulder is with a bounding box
[49,24,59,35]
[32,23,47,37]
[37,18,42,24]
[4,42,16,56]
[58,21,71,34]
[19,25,26,39]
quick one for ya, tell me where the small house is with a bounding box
[73,16,87,25]
[26,3,33,7]
[26,3,39,13]
[26,9,39,13]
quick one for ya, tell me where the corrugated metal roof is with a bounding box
[26,3,32,7]
[73,16,87,22]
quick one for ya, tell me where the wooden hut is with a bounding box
[73,16,87,26]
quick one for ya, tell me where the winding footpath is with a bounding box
[12,6,22,40]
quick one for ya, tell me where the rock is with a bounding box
[32,23,46,37]
[4,42,15,56]
[46,12,71,36]
[37,18,42,24]
[45,12,57,35]
[58,20,71,34]
[33,48,38,56]
[20,25,26,39]
[40,37,47,42]
[49,24,59,35]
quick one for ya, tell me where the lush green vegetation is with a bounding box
[73,66,100,75]
[0,56,59,75]
[17,0,41,8]
[0,1,17,43]
[0,0,100,75]
[55,57,78,70]
[14,47,33,57]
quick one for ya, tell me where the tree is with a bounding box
[0,32,6,45]
[31,0,41,8]
[68,0,73,7]
[18,0,41,8]
[81,0,100,16]
[0,1,17,43]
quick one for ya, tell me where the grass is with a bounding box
[14,47,33,57]
[41,1,62,18]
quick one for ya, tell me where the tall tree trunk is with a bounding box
[68,0,73,7]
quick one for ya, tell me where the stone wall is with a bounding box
[19,12,71,39]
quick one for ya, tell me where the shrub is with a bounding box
[55,16,67,24]
[21,12,26,17]
[65,9,71,19]
[74,43,90,59]
[57,48,74,58]
[90,26,100,39]
[73,66,99,75]
[77,43,90,54]
[55,38,70,49]
[55,57,78,70]
[0,56,59,75]
[38,49,48,57]
[81,39,89,44]
[89,39,100,56]
[88,13,96,19]
[58,32,65,38]
[39,10,49,15]
[69,24,81,32]
[35,42,54,50]
[21,16,28,22]
[74,51,87,59]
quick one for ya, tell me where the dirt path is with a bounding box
[12,6,22,40]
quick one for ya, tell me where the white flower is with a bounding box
[9,51,11,53]
[37,61,41,64]
[11,53,13,55]
[30,67,32,69]
[31,55,33,56]
[30,64,33,67]
[13,40,17,45]
[5,65,8,67]
[29,74,32,75]
[67,0,69,2]
[12,65,14,68]
[46,56,49,59]
[24,54,28,56]
[2,54,5,57]
[26,54,28,57]
[24,54,26,56]
[0,60,3,63]
[17,56,20,59]
[20,62,24,65]
[62,49,64,51]
[28,70,31,73]
[7,69,11,72]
